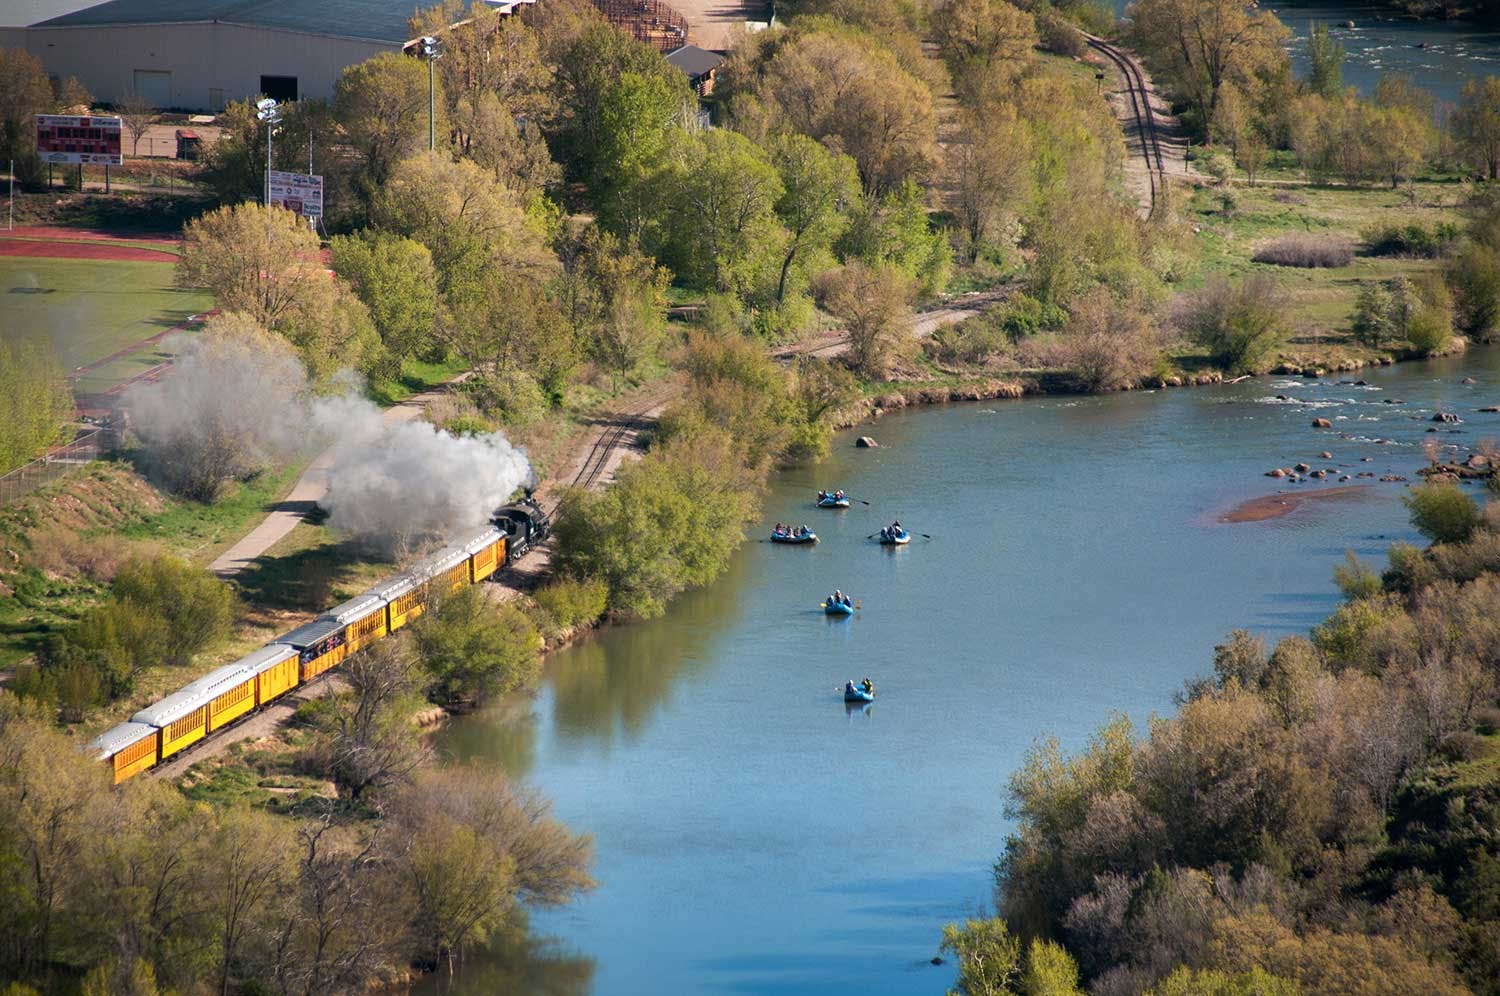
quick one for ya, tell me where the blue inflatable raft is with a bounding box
[824,599,854,616]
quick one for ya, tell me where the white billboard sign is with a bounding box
[267,170,323,219]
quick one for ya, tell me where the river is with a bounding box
[1108,0,1500,104]
[421,349,1500,995]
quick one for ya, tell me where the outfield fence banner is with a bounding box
[36,115,123,165]
[267,170,323,219]
[0,428,113,506]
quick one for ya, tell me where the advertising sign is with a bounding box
[267,170,323,219]
[36,115,123,165]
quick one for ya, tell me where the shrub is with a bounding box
[552,429,760,618]
[532,576,609,636]
[410,585,541,706]
[1430,529,1500,583]
[1333,551,1384,600]
[111,554,235,668]
[1448,243,1500,339]
[1361,222,1460,258]
[1439,730,1487,762]
[1403,482,1481,545]
[1177,275,1289,374]
[1038,12,1088,57]
[926,314,1008,364]
[1475,707,1500,736]
[1252,234,1353,268]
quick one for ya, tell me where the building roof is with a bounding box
[665,44,723,79]
[2,0,104,28]
[34,0,421,43]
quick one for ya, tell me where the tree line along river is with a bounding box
[418,347,1500,994]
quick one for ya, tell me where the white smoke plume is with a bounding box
[126,330,534,551]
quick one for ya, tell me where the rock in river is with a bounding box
[1294,462,1312,474]
[856,436,879,448]
[1433,412,1462,423]
[1312,418,1332,428]
[1266,468,1287,478]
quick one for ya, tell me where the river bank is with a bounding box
[412,342,1500,995]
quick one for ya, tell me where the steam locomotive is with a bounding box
[87,497,550,783]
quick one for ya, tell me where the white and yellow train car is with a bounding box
[89,721,160,784]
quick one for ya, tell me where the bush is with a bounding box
[532,576,609,636]
[1361,222,1460,258]
[926,314,1008,364]
[1038,12,1088,57]
[410,585,541,707]
[1474,707,1500,736]
[1177,275,1289,374]
[1252,235,1354,268]
[553,429,760,618]
[1448,243,1500,339]
[1404,482,1481,545]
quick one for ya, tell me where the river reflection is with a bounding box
[424,348,1500,996]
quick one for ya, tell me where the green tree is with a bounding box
[1449,243,1500,339]
[1306,22,1344,98]
[815,261,915,377]
[0,341,73,475]
[950,101,1033,263]
[1403,481,1480,545]
[767,133,861,305]
[736,25,937,196]
[1453,76,1500,180]
[594,70,691,237]
[553,431,760,617]
[933,0,1038,101]
[330,230,440,371]
[111,554,234,668]
[644,129,785,295]
[1179,274,1288,373]
[1350,280,1395,347]
[545,16,687,182]
[411,586,541,706]
[940,917,1021,996]
[1128,0,1291,141]
[0,48,54,177]
[178,202,323,328]
[1023,938,1084,995]
[558,227,670,392]
[334,52,442,204]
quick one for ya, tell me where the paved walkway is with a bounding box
[208,383,461,576]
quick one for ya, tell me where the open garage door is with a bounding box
[132,70,171,108]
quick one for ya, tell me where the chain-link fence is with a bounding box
[0,429,113,506]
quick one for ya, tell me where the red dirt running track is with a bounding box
[0,238,178,262]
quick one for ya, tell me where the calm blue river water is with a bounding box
[425,349,1500,995]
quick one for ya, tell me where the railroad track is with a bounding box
[556,390,675,510]
[1087,35,1166,213]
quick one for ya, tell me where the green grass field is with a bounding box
[0,255,212,391]
[1179,178,1465,362]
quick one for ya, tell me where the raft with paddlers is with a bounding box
[823,590,855,615]
[771,523,818,544]
[843,677,875,702]
[816,489,851,508]
[878,526,910,545]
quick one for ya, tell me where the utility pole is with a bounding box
[420,36,441,152]
[8,160,13,232]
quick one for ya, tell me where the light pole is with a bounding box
[419,36,441,152]
[255,97,281,210]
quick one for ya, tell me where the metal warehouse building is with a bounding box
[0,0,454,112]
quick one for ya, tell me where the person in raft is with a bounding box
[845,680,858,696]
[861,677,873,694]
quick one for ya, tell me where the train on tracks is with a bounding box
[86,498,551,784]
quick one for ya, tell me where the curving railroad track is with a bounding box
[555,389,677,510]
[1087,35,1167,214]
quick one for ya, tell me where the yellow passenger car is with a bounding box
[278,615,347,681]
[327,592,388,655]
[463,527,506,583]
[418,546,473,598]
[132,684,215,760]
[89,721,159,784]
[236,644,300,705]
[368,575,424,631]
[183,663,259,733]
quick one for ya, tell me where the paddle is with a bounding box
[814,600,861,609]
